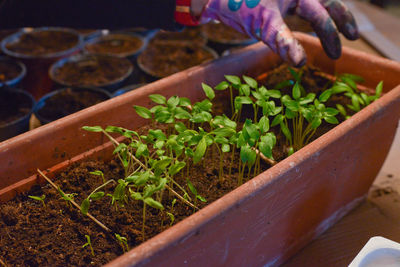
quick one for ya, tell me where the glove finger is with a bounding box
[259,13,307,66]
[320,0,359,40]
[296,0,342,59]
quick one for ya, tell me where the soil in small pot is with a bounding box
[85,34,144,57]
[0,59,22,83]
[138,43,216,78]
[36,88,110,122]
[284,15,314,33]
[0,90,32,126]
[51,55,133,88]
[201,22,253,44]
[150,27,206,46]
[5,30,80,56]
[0,64,377,266]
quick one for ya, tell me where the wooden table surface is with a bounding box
[284,1,400,266]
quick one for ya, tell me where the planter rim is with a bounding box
[48,53,134,88]
[84,32,148,58]
[137,45,219,79]
[33,87,112,125]
[0,88,35,129]
[0,27,84,59]
[0,56,26,88]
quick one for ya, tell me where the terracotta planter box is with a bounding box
[1,33,400,266]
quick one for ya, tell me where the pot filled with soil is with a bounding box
[49,54,134,92]
[84,33,147,60]
[33,87,111,125]
[1,27,83,99]
[0,33,400,266]
[0,88,35,142]
[112,83,147,97]
[137,42,218,80]
[0,56,26,88]
[201,22,257,55]
[150,27,207,46]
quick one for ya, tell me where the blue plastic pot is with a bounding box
[1,27,84,99]
[0,88,35,142]
[112,83,147,97]
[0,57,26,88]
[49,53,134,93]
[84,32,148,61]
[33,87,111,125]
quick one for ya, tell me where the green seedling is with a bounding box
[166,198,177,226]
[187,180,206,209]
[115,234,129,253]
[82,235,95,256]
[80,69,383,252]
[90,170,105,183]
[28,194,46,207]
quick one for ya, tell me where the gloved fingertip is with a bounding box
[343,22,359,40]
[288,43,307,67]
[313,21,342,59]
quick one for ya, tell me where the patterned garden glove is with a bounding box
[200,0,359,66]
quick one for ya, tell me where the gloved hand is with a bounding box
[198,0,358,66]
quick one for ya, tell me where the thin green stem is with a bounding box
[100,130,198,210]
[142,202,146,242]
[215,144,224,184]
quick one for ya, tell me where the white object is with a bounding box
[349,236,400,267]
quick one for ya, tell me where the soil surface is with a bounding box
[0,64,374,266]
[85,34,143,57]
[5,30,79,56]
[150,28,206,46]
[36,88,110,122]
[0,59,22,83]
[284,15,314,33]
[201,22,253,43]
[0,90,32,126]
[51,55,133,87]
[138,43,216,78]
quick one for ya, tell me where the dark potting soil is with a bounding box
[5,30,79,56]
[52,55,132,87]
[202,22,252,43]
[284,15,314,33]
[85,34,143,56]
[36,88,109,122]
[150,28,207,46]
[0,60,21,82]
[0,64,374,266]
[0,90,32,126]
[138,43,216,78]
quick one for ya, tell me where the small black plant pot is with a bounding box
[84,32,148,61]
[201,22,257,55]
[49,53,134,93]
[33,87,111,125]
[0,88,35,142]
[112,83,147,97]
[0,57,26,88]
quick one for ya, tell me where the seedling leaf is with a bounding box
[202,83,215,100]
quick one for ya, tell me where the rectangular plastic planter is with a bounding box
[1,33,400,266]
